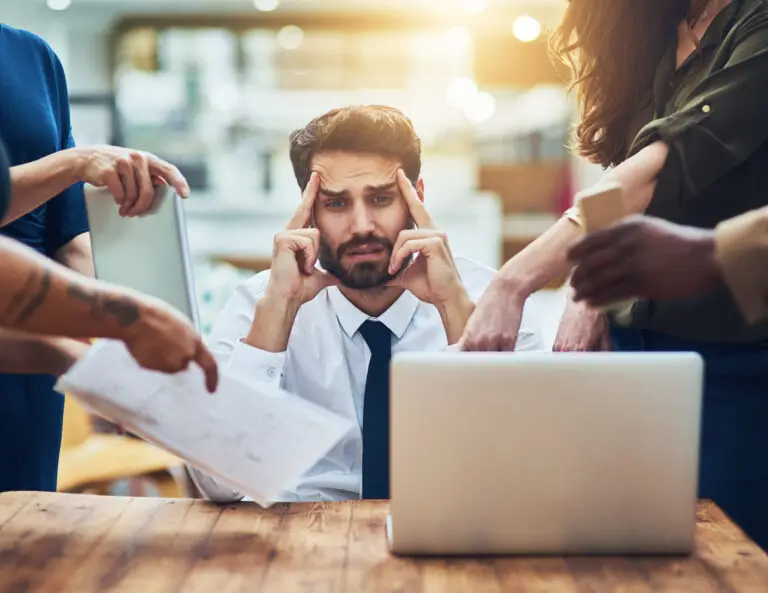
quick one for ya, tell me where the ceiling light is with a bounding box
[463,0,488,13]
[463,92,496,123]
[512,15,542,43]
[47,0,72,10]
[446,77,478,108]
[253,0,280,11]
[277,25,304,50]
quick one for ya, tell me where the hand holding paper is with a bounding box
[55,340,354,506]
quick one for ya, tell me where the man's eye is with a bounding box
[374,195,392,205]
[326,200,345,209]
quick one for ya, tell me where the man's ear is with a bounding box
[416,178,425,203]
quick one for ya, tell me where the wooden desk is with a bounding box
[1,492,767,592]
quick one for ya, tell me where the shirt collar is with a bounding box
[652,0,742,117]
[327,286,419,340]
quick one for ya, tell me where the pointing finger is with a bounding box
[194,341,219,393]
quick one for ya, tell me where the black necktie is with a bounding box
[359,320,392,499]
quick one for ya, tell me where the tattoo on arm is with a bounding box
[0,269,52,327]
[66,284,140,327]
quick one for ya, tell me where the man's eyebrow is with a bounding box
[318,187,348,198]
[364,181,398,193]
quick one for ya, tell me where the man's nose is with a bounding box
[350,203,376,235]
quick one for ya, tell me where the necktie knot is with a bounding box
[359,320,392,359]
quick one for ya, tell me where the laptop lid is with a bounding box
[389,351,703,556]
[83,184,201,332]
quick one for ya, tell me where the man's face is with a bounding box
[311,151,422,290]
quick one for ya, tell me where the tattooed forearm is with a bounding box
[66,284,140,327]
[0,269,52,326]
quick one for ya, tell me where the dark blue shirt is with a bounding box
[0,140,9,220]
[0,24,88,253]
[0,24,90,492]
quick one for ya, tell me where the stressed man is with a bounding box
[190,105,544,503]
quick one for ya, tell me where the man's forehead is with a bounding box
[312,151,400,190]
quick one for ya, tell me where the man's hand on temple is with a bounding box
[246,172,339,353]
[266,172,341,306]
[386,169,473,343]
[568,215,722,306]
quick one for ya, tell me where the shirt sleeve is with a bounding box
[43,47,89,255]
[206,272,287,388]
[628,10,768,203]
[715,206,768,324]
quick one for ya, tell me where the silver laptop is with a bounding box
[83,184,201,330]
[388,351,703,556]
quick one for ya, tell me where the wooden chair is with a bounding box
[57,396,188,497]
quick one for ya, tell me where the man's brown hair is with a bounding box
[289,105,422,190]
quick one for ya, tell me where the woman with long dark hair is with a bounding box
[461,0,768,548]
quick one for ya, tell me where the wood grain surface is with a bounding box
[1,492,767,593]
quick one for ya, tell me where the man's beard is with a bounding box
[319,233,410,290]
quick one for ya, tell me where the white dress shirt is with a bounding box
[189,256,545,503]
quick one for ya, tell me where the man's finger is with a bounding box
[289,228,320,258]
[287,235,318,274]
[389,237,443,274]
[286,172,320,230]
[194,342,219,393]
[396,169,435,229]
[385,256,421,289]
[390,229,446,265]
[149,156,190,199]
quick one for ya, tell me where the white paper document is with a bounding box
[55,340,354,506]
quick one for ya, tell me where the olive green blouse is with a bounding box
[619,0,768,343]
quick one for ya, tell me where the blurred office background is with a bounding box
[5,0,603,495]
[6,0,606,341]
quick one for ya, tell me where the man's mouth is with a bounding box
[345,244,387,260]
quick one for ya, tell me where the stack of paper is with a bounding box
[55,340,354,506]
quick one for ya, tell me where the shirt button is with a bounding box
[701,104,711,113]
[266,367,276,378]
